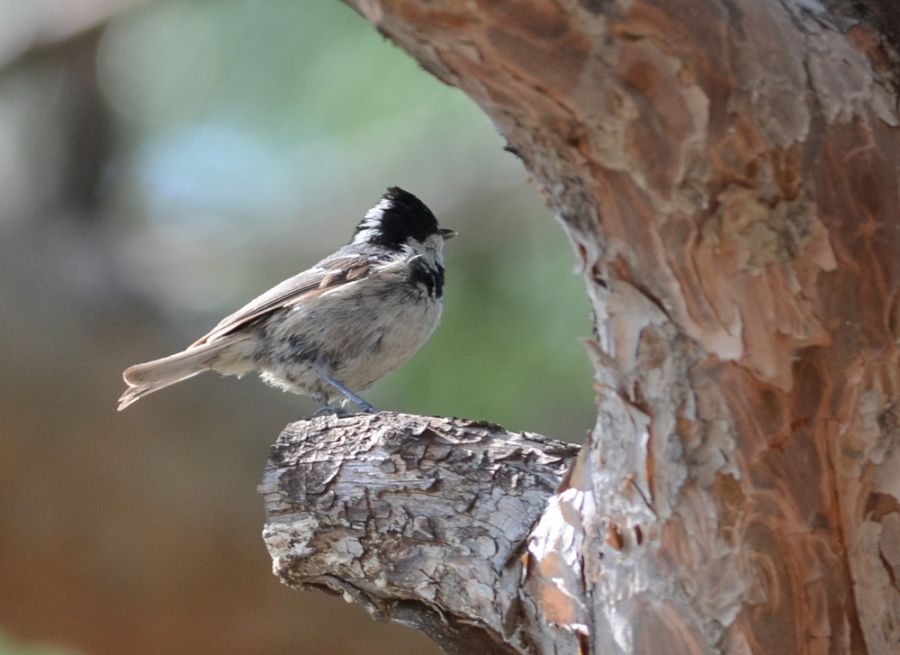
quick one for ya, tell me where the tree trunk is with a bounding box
[263,1,900,653]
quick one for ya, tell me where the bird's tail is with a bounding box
[117,336,253,411]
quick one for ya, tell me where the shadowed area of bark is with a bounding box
[261,412,579,655]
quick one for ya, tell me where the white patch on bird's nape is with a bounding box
[352,197,394,245]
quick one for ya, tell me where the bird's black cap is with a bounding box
[354,187,443,250]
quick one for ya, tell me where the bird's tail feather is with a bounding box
[118,337,250,411]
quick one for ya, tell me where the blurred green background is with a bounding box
[0,1,593,653]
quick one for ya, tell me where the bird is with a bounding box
[118,186,455,414]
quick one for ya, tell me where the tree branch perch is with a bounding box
[260,412,579,655]
[262,0,900,651]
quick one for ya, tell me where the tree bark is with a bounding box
[263,1,900,653]
[261,413,579,654]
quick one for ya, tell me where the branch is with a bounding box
[260,412,579,655]
[263,1,900,651]
[340,1,900,652]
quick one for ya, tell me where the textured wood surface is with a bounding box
[264,1,900,652]
[261,413,578,654]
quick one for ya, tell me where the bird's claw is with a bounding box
[355,401,377,414]
[313,405,352,418]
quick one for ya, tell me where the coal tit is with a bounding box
[118,187,455,413]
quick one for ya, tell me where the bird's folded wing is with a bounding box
[189,256,376,347]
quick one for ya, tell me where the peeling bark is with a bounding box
[264,1,900,653]
[261,413,578,654]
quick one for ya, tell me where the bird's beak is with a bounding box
[441,227,457,239]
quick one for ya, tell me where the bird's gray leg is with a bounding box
[313,369,377,413]
[313,405,351,417]
[308,388,349,417]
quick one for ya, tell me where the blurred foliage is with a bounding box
[0,631,82,655]
[0,1,594,654]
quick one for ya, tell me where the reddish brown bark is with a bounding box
[267,2,900,653]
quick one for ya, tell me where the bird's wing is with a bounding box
[189,255,376,347]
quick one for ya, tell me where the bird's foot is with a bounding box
[314,369,378,414]
[313,405,353,418]
[354,399,378,414]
